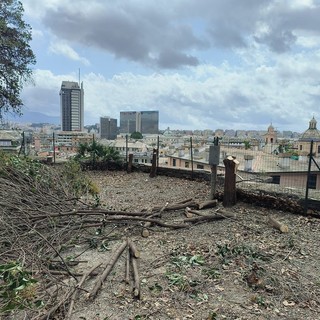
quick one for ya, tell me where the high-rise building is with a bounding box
[119,111,137,134]
[100,117,117,140]
[140,111,159,134]
[120,111,159,134]
[60,81,84,131]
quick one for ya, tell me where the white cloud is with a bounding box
[49,41,90,66]
[18,0,320,132]
[21,48,320,132]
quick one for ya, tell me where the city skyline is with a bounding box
[4,1,320,132]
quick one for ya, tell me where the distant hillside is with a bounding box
[6,111,60,125]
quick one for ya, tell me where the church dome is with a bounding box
[300,117,320,141]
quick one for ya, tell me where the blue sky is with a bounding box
[8,0,320,132]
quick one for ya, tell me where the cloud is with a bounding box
[18,0,320,133]
[49,40,90,66]
[23,0,320,66]
[21,48,320,132]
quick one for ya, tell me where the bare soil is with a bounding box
[67,171,320,320]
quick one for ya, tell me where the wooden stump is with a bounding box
[223,156,239,207]
[149,149,157,178]
[127,153,133,173]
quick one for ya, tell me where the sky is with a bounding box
[8,0,320,132]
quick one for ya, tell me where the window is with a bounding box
[134,159,139,163]
[270,175,280,184]
[185,162,189,168]
[196,164,204,169]
[0,140,11,146]
[300,145,302,151]
[172,159,176,167]
[308,174,317,189]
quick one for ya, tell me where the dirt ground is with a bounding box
[66,171,320,320]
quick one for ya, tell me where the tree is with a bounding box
[130,131,143,139]
[244,140,251,150]
[75,141,121,163]
[0,0,36,119]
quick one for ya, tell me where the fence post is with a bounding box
[149,148,157,178]
[223,156,239,207]
[127,153,133,173]
[209,137,220,200]
[304,140,314,214]
[190,137,194,180]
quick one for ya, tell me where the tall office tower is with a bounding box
[100,116,117,140]
[120,111,159,134]
[60,81,84,131]
[119,111,137,134]
[140,111,159,134]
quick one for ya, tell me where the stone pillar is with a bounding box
[244,155,254,172]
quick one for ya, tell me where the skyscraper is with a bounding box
[100,116,117,140]
[120,111,159,134]
[60,81,84,131]
[140,111,159,134]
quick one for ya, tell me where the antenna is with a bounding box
[78,68,80,86]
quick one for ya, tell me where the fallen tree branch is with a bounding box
[66,262,102,319]
[184,210,236,223]
[104,215,187,229]
[125,247,130,284]
[142,203,169,237]
[151,200,198,212]
[88,241,127,300]
[131,255,140,299]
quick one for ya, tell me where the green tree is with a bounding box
[0,0,36,118]
[244,140,251,150]
[130,131,143,139]
[75,141,121,163]
[103,146,121,162]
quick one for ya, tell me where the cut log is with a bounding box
[128,239,140,258]
[185,207,207,216]
[198,199,218,210]
[268,216,289,233]
[141,226,151,238]
[131,256,140,299]
[88,240,127,299]
[184,208,193,218]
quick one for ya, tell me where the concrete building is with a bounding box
[0,130,22,153]
[100,117,117,140]
[56,131,93,153]
[60,81,84,132]
[119,111,159,134]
